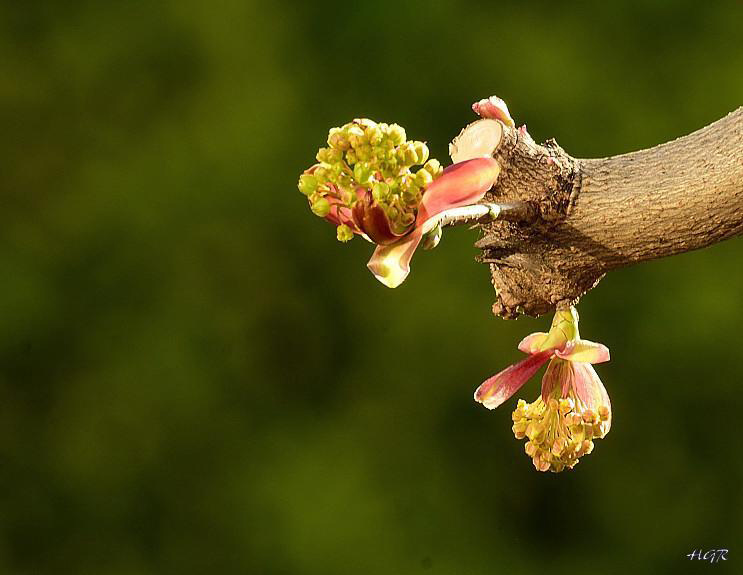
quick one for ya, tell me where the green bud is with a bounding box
[338,174,353,190]
[413,141,429,165]
[423,159,442,177]
[345,150,357,165]
[324,171,337,186]
[414,169,433,188]
[336,224,354,242]
[340,188,354,205]
[298,174,318,196]
[393,210,415,234]
[387,123,406,145]
[399,143,417,165]
[315,148,343,164]
[372,182,389,201]
[366,125,383,145]
[402,187,419,205]
[348,125,365,147]
[356,145,372,162]
[328,129,350,150]
[328,148,343,163]
[371,143,386,159]
[352,163,367,184]
[310,196,331,217]
[317,173,330,186]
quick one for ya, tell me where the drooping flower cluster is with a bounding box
[475,307,612,472]
[298,119,443,244]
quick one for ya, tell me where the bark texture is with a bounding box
[472,108,743,318]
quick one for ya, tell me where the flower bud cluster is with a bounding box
[511,392,611,472]
[298,119,443,241]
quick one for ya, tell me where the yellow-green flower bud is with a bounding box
[413,142,429,165]
[387,123,406,146]
[328,129,350,150]
[402,187,418,205]
[345,150,357,165]
[340,188,353,205]
[356,145,372,162]
[336,224,354,242]
[415,168,433,188]
[310,196,330,217]
[400,211,415,227]
[366,125,383,145]
[347,125,365,147]
[423,159,442,178]
[372,182,389,201]
[338,174,353,190]
[298,174,318,196]
[313,166,328,181]
[399,143,417,166]
[316,148,329,163]
[331,162,346,177]
[353,163,373,185]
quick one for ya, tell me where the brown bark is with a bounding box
[466,108,743,319]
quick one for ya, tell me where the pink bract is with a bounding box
[367,157,501,288]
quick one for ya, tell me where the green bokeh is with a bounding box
[1,1,742,573]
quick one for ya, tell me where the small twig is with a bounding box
[438,201,535,228]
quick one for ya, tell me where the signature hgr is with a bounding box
[686,549,728,563]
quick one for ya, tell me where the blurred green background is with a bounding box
[1,1,742,573]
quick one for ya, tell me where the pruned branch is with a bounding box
[453,107,743,318]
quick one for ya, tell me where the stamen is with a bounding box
[510,387,611,472]
[598,405,610,421]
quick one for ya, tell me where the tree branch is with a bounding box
[459,107,743,318]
